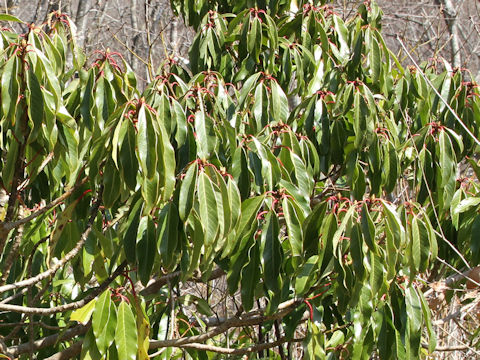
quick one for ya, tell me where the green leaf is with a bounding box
[137,216,157,286]
[350,223,365,280]
[227,177,241,231]
[142,172,160,212]
[50,198,81,259]
[186,213,204,278]
[92,291,117,355]
[179,162,198,221]
[405,286,422,358]
[382,201,405,249]
[232,147,250,200]
[198,170,219,247]
[332,206,356,253]
[238,72,261,106]
[102,159,121,208]
[80,328,102,360]
[471,216,480,264]
[115,301,138,360]
[70,299,97,325]
[119,120,139,191]
[327,330,345,348]
[136,104,157,179]
[283,197,303,257]
[332,15,350,61]
[240,240,260,311]
[235,195,264,239]
[0,14,23,22]
[271,80,289,123]
[438,130,455,187]
[1,55,18,123]
[157,120,176,201]
[80,69,94,129]
[194,110,216,160]
[158,203,179,270]
[261,212,282,293]
[410,216,421,273]
[134,300,150,360]
[123,198,143,263]
[295,255,318,296]
[26,68,44,142]
[302,202,326,257]
[369,34,381,82]
[383,141,398,193]
[454,197,480,214]
[418,289,436,353]
[370,253,384,296]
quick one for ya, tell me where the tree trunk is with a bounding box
[75,0,90,48]
[435,0,462,68]
[130,0,140,72]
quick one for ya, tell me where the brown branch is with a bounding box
[149,298,302,350]
[0,321,64,330]
[44,341,83,360]
[7,323,89,357]
[0,287,27,303]
[0,176,88,234]
[0,116,29,257]
[0,183,101,295]
[111,31,149,66]
[423,343,479,352]
[274,320,287,360]
[139,267,225,297]
[180,337,304,356]
[0,260,127,315]
[0,224,24,286]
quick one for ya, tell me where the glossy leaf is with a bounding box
[70,299,97,325]
[92,291,117,355]
[137,216,156,285]
[261,212,282,293]
[115,301,138,360]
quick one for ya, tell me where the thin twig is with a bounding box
[0,224,24,286]
[0,176,88,233]
[179,337,304,355]
[149,298,302,350]
[0,260,127,315]
[6,324,89,358]
[43,341,83,360]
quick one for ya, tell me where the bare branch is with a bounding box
[0,224,23,286]
[7,323,89,357]
[149,298,302,350]
[0,260,127,315]
[139,267,225,297]
[0,176,88,234]
[44,341,83,360]
[179,337,304,355]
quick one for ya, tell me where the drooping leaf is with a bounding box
[137,215,157,285]
[92,291,117,355]
[261,212,282,293]
[240,240,260,311]
[115,301,138,360]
